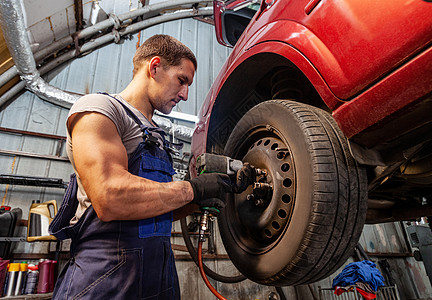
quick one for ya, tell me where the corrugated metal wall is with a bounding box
[1,17,232,214]
[1,18,432,300]
[45,18,230,117]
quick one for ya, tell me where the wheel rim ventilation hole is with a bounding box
[250,138,293,240]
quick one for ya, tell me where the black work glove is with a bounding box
[186,173,233,209]
[233,162,256,193]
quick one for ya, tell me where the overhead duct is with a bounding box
[0,0,212,141]
[0,0,80,107]
[0,0,212,90]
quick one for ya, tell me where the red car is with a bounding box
[190,0,432,285]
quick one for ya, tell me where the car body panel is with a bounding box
[233,0,432,99]
[333,45,432,139]
[298,0,432,99]
[191,40,343,176]
[191,0,432,165]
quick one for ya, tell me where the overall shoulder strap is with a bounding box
[99,92,145,127]
[98,92,183,154]
[99,92,165,148]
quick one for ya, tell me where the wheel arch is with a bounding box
[206,45,333,154]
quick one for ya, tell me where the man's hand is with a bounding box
[186,173,233,209]
[233,162,256,193]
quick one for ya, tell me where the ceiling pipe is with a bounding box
[0,0,212,89]
[0,0,211,140]
[34,0,211,62]
[0,0,80,108]
[0,6,213,109]
[0,66,18,87]
[0,6,212,105]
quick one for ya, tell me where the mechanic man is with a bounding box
[49,34,252,299]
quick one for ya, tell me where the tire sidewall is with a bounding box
[221,100,328,282]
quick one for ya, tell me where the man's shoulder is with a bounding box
[67,93,132,138]
[72,93,113,109]
[69,93,124,117]
[68,93,130,128]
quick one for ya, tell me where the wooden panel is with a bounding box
[0,25,20,98]
[0,25,14,74]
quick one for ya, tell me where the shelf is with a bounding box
[0,237,54,242]
[0,237,27,242]
[0,293,52,299]
[0,174,67,188]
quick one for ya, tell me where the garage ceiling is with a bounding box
[0,27,19,96]
[0,0,214,100]
[0,0,133,86]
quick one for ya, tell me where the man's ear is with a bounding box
[149,56,161,79]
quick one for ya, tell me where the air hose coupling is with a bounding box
[199,207,220,242]
[199,210,210,242]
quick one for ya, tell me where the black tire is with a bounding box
[219,100,367,285]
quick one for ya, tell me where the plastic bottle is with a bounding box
[14,261,28,295]
[23,264,38,294]
[5,262,19,296]
[48,260,57,292]
[37,259,52,294]
[2,271,8,297]
[0,258,10,297]
[27,200,58,242]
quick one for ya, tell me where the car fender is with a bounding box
[191,36,343,176]
[241,20,351,102]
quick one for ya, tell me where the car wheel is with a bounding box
[219,100,367,285]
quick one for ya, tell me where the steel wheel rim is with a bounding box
[225,126,296,254]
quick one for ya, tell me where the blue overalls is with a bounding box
[49,96,180,300]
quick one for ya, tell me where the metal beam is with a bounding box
[366,204,432,223]
[0,126,66,140]
[0,149,69,162]
[0,174,67,188]
[74,0,84,31]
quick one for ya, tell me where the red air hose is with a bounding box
[198,241,227,300]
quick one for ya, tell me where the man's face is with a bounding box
[149,58,195,115]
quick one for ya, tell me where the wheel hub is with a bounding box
[231,135,296,253]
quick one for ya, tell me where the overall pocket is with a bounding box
[138,153,175,238]
[49,173,79,240]
[71,248,142,300]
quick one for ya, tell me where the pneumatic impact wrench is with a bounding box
[195,153,269,238]
[194,153,269,300]
[195,153,268,234]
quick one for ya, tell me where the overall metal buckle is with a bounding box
[142,130,160,147]
[164,141,183,156]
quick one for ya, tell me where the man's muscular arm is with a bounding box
[69,111,195,222]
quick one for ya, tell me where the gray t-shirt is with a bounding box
[66,93,165,223]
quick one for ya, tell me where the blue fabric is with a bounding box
[49,173,78,240]
[332,260,385,292]
[135,149,175,239]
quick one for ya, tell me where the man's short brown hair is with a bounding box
[133,34,197,76]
